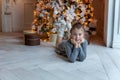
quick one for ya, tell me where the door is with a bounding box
[2,0,36,32]
[112,0,120,48]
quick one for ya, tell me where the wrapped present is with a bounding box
[50,33,57,42]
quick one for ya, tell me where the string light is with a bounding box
[32,0,97,40]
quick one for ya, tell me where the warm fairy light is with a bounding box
[32,0,96,41]
[32,29,34,32]
[34,19,37,22]
[84,22,88,27]
[88,18,93,22]
[80,1,83,4]
[77,0,82,3]
[76,0,79,3]
[84,0,89,3]
[90,13,94,17]
[34,11,37,16]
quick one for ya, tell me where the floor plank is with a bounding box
[94,47,120,80]
[0,33,120,80]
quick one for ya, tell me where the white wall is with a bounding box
[0,0,2,32]
[2,0,35,32]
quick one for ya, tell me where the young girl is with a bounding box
[56,23,88,63]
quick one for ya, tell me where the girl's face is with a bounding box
[71,28,84,41]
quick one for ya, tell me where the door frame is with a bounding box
[104,0,115,48]
[105,0,120,48]
[0,0,2,32]
[112,0,120,48]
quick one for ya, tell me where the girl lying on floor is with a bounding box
[55,23,88,63]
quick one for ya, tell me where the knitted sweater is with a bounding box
[56,39,88,62]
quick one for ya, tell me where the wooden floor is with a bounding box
[0,33,120,80]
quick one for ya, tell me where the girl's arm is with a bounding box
[65,43,79,63]
[78,40,88,61]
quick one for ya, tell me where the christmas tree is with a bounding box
[32,0,97,41]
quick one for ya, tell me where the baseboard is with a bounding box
[112,42,120,48]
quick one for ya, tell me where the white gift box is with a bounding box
[50,33,57,42]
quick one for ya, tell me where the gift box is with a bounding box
[50,33,57,42]
[23,30,40,46]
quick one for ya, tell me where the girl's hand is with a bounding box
[71,39,79,48]
[77,40,81,47]
[77,38,85,47]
